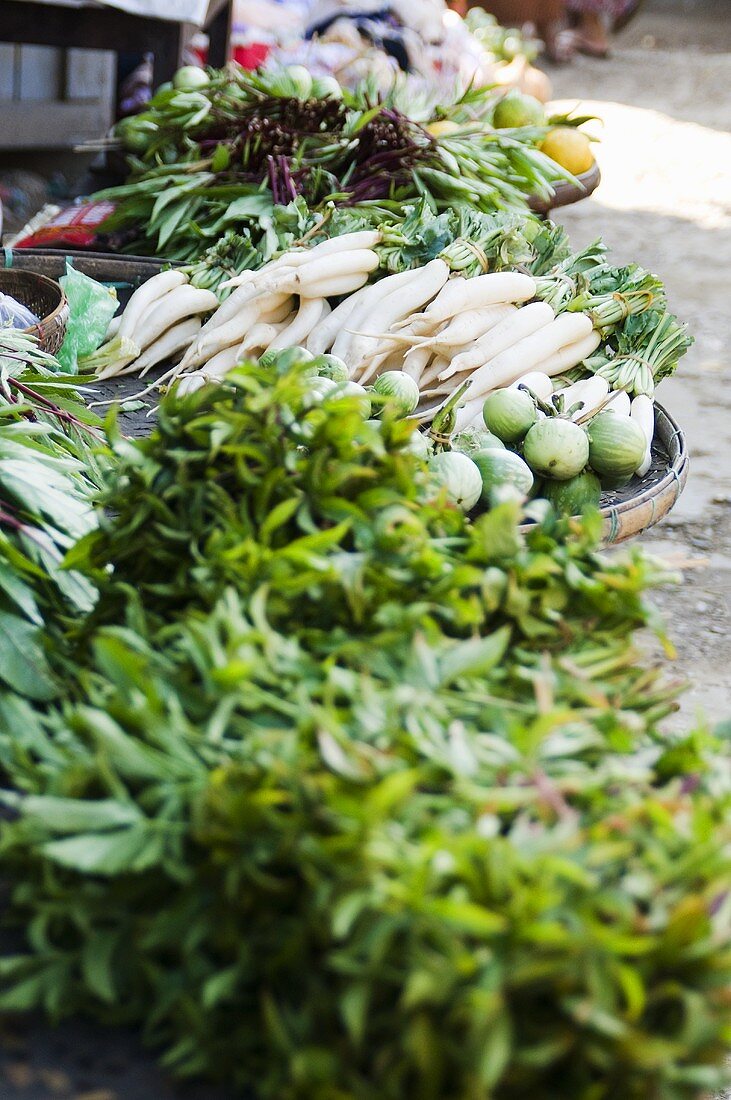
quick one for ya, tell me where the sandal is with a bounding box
[574,32,610,59]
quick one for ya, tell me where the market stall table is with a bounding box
[0,0,234,86]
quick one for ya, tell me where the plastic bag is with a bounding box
[0,291,39,330]
[56,263,119,374]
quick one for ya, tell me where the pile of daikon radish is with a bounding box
[93,230,381,385]
[96,228,613,432]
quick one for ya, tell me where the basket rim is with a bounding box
[530,161,601,213]
[598,403,687,518]
[518,401,688,540]
[0,268,68,328]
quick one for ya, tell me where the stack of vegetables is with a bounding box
[90,64,590,262]
[91,201,689,514]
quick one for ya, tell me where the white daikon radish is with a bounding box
[118,269,188,341]
[529,328,601,381]
[408,271,536,332]
[441,301,555,380]
[222,231,382,288]
[422,304,517,353]
[268,297,326,350]
[554,374,609,420]
[175,370,208,396]
[105,313,122,340]
[467,314,596,398]
[374,304,518,356]
[127,317,202,379]
[259,297,296,324]
[347,259,450,379]
[133,286,219,355]
[306,294,361,355]
[190,290,293,366]
[200,342,242,378]
[454,395,488,434]
[402,345,433,382]
[299,272,370,299]
[331,267,429,362]
[238,321,287,357]
[631,394,655,476]
[605,389,632,417]
[197,273,258,336]
[293,250,379,292]
[509,371,553,400]
[198,268,298,340]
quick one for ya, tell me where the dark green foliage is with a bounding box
[1,359,730,1098]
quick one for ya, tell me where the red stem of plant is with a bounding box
[9,380,103,439]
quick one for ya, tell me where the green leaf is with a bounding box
[201,966,240,1009]
[81,931,120,1003]
[220,194,274,224]
[0,609,56,700]
[0,973,46,1012]
[2,793,142,834]
[42,825,165,875]
[211,144,231,173]
[0,559,42,624]
[425,898,506,937]
[438,626,510,686]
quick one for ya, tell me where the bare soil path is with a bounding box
[551,0,731,727]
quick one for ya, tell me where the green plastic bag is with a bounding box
[56,263,118,373]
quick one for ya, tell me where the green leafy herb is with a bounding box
[0,354,728,1099]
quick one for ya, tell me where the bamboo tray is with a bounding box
[9,250,685,546]
[529,162,601,215]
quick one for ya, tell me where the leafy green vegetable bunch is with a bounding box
[94,65,575,261]
[2,356,730,1099]
[0,335,102,701]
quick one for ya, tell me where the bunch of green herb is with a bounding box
[91,66,576,261]
[589,309,694,396]
[1,356,729,1098]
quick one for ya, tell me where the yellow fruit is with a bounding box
[539,128,595,175]
[426,119,462,138]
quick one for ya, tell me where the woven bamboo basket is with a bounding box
[0,269,69,355]
[596,403,688,545]
[519,403,688,545]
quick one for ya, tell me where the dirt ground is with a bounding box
[550,0,731,728]
[1,3,729,1097]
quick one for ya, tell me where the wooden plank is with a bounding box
[0,1,183,56]
[18,43,62,100]
[65,47,115,103]
[207,0,233,68]
[7,249,164,288]
[0,100,113,146]
[0,44,16,99]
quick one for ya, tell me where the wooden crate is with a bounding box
[0,43,115,149]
